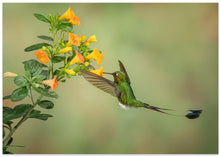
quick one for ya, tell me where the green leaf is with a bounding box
[3,104,32,123]
[37,35,53,41]
[28,109,41,118]
[32,86,58,98]
[35,114,53,120]
[4,120,13,126]
[3,107,13,113]
[32,75,46,83]
[37,100,54,109]
[10,87,28,102]
[28,109,53,121]
[24,43,51,52]
[13,104,32,116]
[60,79,66,82]
[56,22,73,32]
[41,70,49,77]
[3,95,11,100]
[14,76,29,87]
[34,13,50,23]
[23,59,43,76]
[52,56,66,63]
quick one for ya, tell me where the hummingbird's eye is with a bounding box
[115,73,118,77]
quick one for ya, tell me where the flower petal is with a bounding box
[90,66,104,77]
[85,48,103,66]
[59,7,75,21]
[41,76,58,91]
[35,50,49,63]
[69,50,84,66]
[69,16,81,26]
[58,47,72,54]
[65,69,76,76]
[80,35,86,42]
[83,35,97,46]
[67,33,80,47]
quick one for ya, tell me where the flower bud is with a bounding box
[3,72,18,78]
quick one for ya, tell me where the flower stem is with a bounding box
[3,87,43,148]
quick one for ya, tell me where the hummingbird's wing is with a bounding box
[118,60,131,84]
[80,70,118,97]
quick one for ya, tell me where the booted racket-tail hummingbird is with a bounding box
[80,60,202,119]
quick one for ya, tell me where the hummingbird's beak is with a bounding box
[104,72,113,75]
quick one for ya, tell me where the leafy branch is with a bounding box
[3,7,104,154]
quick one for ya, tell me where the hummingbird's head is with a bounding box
[112,71,127,83]
[104,71,127,83]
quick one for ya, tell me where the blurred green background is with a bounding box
[3,3,218,154]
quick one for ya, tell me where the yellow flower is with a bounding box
[58,47,72,54]
[83,35,97,47]
[80,35,86,42]
[59,7,81,26]
[35,50,49,63]
[90,66,104,77]
[3,72,18,78]
[85,48,103,66]
[40,76,58,91]
[87,35,97,43]
[65,69,76,76]
[66,33,80,47]
[69,50,84,66]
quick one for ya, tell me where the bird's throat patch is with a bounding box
[118,102,130,110]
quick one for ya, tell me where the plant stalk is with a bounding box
[3,88,43,148]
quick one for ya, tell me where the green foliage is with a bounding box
[32,86,58,98]
[37,35,53,41]
[32,75,47,83]
[10,87,28,102]
[28,109,53,121]
[37,100,54,109]
[3,95,11,100]
[3,137,13,154]
[3,104,32,123]
[34,13,50,23]
[23,59,43,76]
[3,7,105,154]
[52,56,66,63]
[14,76,29,87]
[56,21,73,32]
[24,43,51,52]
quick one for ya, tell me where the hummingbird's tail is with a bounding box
[142,103,173,115]
[141,103,202,119]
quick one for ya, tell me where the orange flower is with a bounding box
[59,7,75,21]
[90,66,104,77]
[41,76,58,91]
[85,48,103,66]
[35,50,49,63]
[3,72,18,78]
[69,16,81,27]
[69,50,84,66]
[59,7,81,26]
[66,33,80,47]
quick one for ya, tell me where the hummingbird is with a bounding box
[80,60,202,119]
